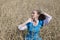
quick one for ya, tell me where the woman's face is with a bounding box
[31,10,39,19]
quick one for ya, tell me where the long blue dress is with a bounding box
[25,20,44,40]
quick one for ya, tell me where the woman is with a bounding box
[18,10,52,40]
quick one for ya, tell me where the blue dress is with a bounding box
[25,20,44,40]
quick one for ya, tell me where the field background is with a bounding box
[0,0,60,40]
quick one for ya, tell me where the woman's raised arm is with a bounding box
[18,18,31,30]
[43,12,52,26]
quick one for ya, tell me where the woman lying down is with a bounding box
[18,10,52,40]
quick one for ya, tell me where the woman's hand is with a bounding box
[18,18,32,30]
[19,18,32,28]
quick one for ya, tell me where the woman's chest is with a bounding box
[28,23,41,32]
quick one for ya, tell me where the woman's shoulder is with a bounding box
[39,20,44,22]
[39,20,44,26]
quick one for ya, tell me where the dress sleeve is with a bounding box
[39,20,44,28]
[26,22,30,27]
[18,22,30,30]
[43,15,52,25]
[18,25,27,30]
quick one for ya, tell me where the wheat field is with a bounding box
[0,0,60,40]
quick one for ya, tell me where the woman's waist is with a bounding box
[28,31,39,36]
[26,33,41,39]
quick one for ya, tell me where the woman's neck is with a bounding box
[32,18,39,26]
[32,17,38,23]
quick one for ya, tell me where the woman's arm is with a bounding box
[43,12,52,26]
[18,18,31,30]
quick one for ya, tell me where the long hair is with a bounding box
[37,10,46,20]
